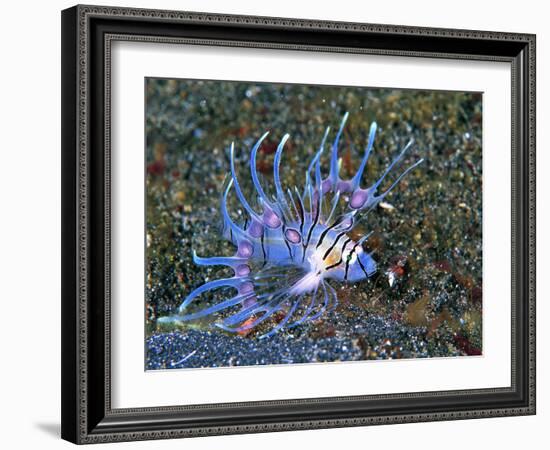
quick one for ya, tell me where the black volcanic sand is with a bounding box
[145,79,482,370]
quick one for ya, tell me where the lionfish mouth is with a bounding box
[158,112,423,338]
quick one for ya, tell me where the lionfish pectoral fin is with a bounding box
[215,292,286,333]
[177,277,245,313]
[160,291,255,323]
[255,271,328,335]
[214,264,319,336]
[297,280,337,323]
[192,251,246,267]
[287,283,320,328]
[258,294,304,339]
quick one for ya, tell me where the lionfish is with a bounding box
[159,113,423,338]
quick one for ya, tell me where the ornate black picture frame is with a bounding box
[61,4,536,444]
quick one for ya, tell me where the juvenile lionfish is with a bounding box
[160,113,423,338]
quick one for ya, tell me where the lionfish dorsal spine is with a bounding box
[350,121,377,191]
[328,111,349,186]
[249,131,272,208]
[229,143,262,224]
[273,133,291,217]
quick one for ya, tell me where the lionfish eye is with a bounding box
[345,251,357,264]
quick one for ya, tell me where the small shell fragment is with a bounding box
[379,201,395,211]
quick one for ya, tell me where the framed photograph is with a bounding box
[61,4,536,444]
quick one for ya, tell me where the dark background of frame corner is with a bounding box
[61,5,535,444]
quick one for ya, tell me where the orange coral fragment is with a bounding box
[237,317,256,336]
